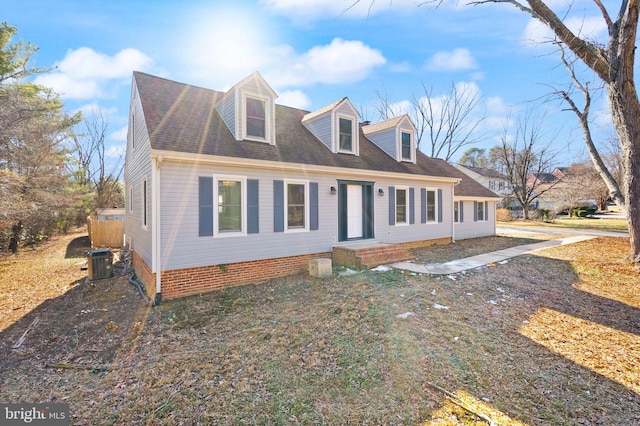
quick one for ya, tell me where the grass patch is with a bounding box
[1,232,638,425]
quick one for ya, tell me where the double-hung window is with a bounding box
[218,179,244,233]
[454,201,459,223]
[426,189,436,222]
[477,201,485,221]
[245,96,266,140]
[338,117,353,152]
[141,178,148,230]
[286,181,308,230]
[401,132,412,161]
[396,187,407,224]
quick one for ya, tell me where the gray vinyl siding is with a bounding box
[158,162,340,271]
[366,128,396,160]
[216,93,236,139]
[158,161,460,271]
[454,200,496,240]
[335,102,354,117]
[124,80,153,267]
[303,113,332,151]
[374,181,452,244]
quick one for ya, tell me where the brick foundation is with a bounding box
[131,251,156,297]
[152,252,331,300]
[399,237,452,250]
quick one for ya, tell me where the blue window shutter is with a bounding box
[409,188,415,224]
[437,189,443,223]
[199,177,213,236]
[485,201,489,221]
[388,186,395,225]
[460,201,464,223]
[310,182,319,230]
[420,188,426,224]
[274,180,284,232]
[474,201,478,222]
[247,179,259,234]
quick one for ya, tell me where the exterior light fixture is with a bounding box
[378,188,384,196]
[330,186,337,194]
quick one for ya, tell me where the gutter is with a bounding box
[452,180,460,243]
[150,150,462,186]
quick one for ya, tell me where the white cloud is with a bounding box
[264,38,386,88]
[276,90,312,109]
[424,48,478,72]
[485,96,513,130]
[106,143,126,159]
[110,125,129,142]
[35,47,152,100]
[523,16,608,45]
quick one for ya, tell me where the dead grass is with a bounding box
[500,217,628,232]
[1,231,639,425]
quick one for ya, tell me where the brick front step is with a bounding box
[332,242,414,270]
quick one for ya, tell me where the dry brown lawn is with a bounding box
[1,229,638,425]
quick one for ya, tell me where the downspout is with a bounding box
[451,181,459,243]
[152,155,163,305]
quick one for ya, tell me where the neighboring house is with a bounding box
[125,71,500,300]
[454,165,512,198]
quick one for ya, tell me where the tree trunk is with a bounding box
[608,82,640,263]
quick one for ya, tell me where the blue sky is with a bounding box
[6,0,617,166]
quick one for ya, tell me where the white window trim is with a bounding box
[453,200,459,223]
[242,92,271,144]
[425,187,438,224]
[398,130,415,163]
[214,175,247,238]
[141,177,148,231]
[336,114,357,155]
[284,179,310,233]
[395,186,409,226]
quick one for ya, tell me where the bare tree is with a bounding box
[552,43,625,209]
[415,82,487,161]
[70,109,125,209]
[549,161,609,214]
[495,112,559,219]
[373,81,486,160]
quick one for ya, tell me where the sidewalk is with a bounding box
[391,235,598,275]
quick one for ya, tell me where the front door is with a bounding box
[338,181,374,242]
[347,184,363,238]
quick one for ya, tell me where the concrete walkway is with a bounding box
[391,235,598,275]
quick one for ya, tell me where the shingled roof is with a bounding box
[133,72,498,199]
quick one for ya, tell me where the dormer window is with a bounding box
[246,97,266,139]
[339,117,353,151]
[216,72,277,144]
[362,114,416,164]
[401,132,412,160]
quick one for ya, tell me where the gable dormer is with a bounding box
[216,72,278,145]
[362,115,417,164]
[302,97,360,155]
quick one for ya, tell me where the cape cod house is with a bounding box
[125,71,499,300]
